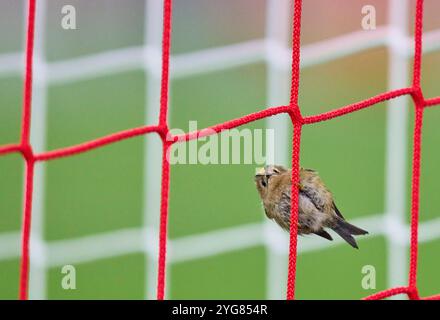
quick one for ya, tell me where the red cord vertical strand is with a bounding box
[412,0,424,90]
[156,0,173,300]
[407,0,424,299]
[286,0,303,300]
[408,106,423,299]
[20,0,36,146]
[158,0,172,127]
[289,0,303,117]
[156,140,172,300]
[19,158,35,300]
[18,0,37,300]
[287,124,302,300]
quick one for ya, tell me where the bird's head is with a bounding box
[254,165,288,199]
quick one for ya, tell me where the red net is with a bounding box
[1,0,439,300]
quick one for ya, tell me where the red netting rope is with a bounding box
[2,0,439,300]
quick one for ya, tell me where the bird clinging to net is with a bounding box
[255,165,368,249]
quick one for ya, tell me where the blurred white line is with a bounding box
[46,228,145,266]
[143,0,165,300]
[2,216,440,267]
[27,0,49,300]
[169,223,264,263]
[1,28,439,81]
[47,46,159,84]
[171,40,266,78]
[0,232,21,260]
[384,0,411,295]
[419,218,440,243]
[423,29,440,53]
[300,27,389,67]
[264,0,291,300]
[0,52,23,75]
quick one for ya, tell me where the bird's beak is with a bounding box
[255,167,266,176]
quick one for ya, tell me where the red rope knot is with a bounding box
[157,125,170,142]
[408,286,420,300]
[288,104,304,126]
[411,87,425,109]
[20,144,34,162]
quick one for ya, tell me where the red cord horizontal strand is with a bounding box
[423,293,440,300]
[35,125,162,161]
[363,287,411,300]
[0,144,24,156]
[425,96,440,107]
[303,88,414,125]
[174,105,292,142]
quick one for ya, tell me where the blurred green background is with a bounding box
[0,0,440,299]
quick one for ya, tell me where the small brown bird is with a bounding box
[255,165,368,249]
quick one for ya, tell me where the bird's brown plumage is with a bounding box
[254,165,368,248]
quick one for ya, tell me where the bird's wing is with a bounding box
[281,185,325,212]
[300,188,325,212]
[279,191,292,215]
[301,168,317,173]
[332,201,345,220]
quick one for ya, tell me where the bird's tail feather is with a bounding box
[332,217,368,249]
[336,217,368,235]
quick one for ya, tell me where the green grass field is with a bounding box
[1,0,440,300]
